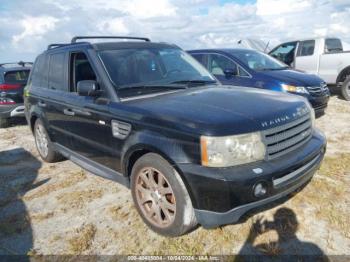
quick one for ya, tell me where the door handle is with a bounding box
[72,108,91,116]
[38,101,46,107]
[63,108,75,116]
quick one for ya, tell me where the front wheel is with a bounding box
[341,77,350,101]
[34,119,63,162]
[130,153,197,237]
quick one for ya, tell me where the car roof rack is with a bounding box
[0,61,33,68]
[47,43,72,50]
[71,36,151,43]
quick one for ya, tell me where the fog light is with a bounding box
[254,182,267,197]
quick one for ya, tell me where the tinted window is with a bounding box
[209,54,237,76]
[4,70,30,84]
[48,52,66,91]
[31,55,49,87]
[297,40,315,56]
[325,38,343,53]
[269,42,297,65]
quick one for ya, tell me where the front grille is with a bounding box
[262,113,312,160]
[307,83,328,96]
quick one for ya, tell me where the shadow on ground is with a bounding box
[0,148,46,255]
[235,207,329,261]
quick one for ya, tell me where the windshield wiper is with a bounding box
[117,83,188,92]
[171,79,217,86]
[261,66,289,71]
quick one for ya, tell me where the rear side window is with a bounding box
[297,40,315,56]
[48,52,66,91]
[31,55,49,87]
[325,38,343,53]
[4,70,30,84]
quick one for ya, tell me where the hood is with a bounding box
[117,86,310,136]
[257,69,323,87]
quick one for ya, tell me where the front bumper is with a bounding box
[0,104,25,118]
[178,129,326,228]
[308,95,329,115]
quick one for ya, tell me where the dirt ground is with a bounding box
[0,95,349,257]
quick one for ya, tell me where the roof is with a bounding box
[188,48,258,53]
[0,63,32,72]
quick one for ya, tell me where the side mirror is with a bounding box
[224,68,238,77]
[77,80,101,97]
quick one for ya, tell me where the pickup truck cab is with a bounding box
[0,62,32,127]
[25,36,326,236]
[188,48,330,116]
[270,37,350,100]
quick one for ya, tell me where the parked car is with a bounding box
[0,62,32,127]
[25,36,326,236]
[269,37,350,100]
[188,48,330,116]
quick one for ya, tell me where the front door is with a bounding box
[61,51,117,170]
[208,53,252,87]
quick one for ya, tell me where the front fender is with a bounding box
[121,130,200,175]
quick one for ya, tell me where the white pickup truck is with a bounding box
[269,37,350,100]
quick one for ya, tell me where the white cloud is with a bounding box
[256,0,313,15]
[12,16,58,46]
[0,0,349,62]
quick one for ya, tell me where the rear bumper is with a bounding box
[178,129,326,228]
[0,104,25,118]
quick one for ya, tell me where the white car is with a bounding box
[270,37,350,100]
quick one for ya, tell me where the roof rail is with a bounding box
[47,43,71,50]
[0,61,33,67]
[71,36,151,43]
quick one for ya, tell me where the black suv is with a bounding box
[0,62,32,127]
[25,36,326,236]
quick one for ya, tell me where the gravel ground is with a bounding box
[0,95,349,257]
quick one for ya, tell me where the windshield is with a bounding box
[228,49,288,71]
[99,48,216,96]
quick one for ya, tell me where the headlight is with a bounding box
[200,132,266,167]
[305,102,315,127]
[281,84,309,94]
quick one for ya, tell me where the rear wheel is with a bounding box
[341,77,350,101]
[130,153,197,236]
[34,119,63,162]
[0,117,9,128]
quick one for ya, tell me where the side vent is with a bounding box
[111,120,131,139]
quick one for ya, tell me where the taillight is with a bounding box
[0,98,16,105]
[0,84,21,90]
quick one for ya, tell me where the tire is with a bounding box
[34,119,63,162]
[130,153,197,237]
[0,117,9,128]
[341,77,350,101]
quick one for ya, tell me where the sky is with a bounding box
[0,0,349,62]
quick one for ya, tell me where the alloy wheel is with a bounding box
[35,123,49,158]
[135,167,176,228]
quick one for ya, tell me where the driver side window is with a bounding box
[69,52,97,92]
[270,42,297,65]
[209,54,237,76]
